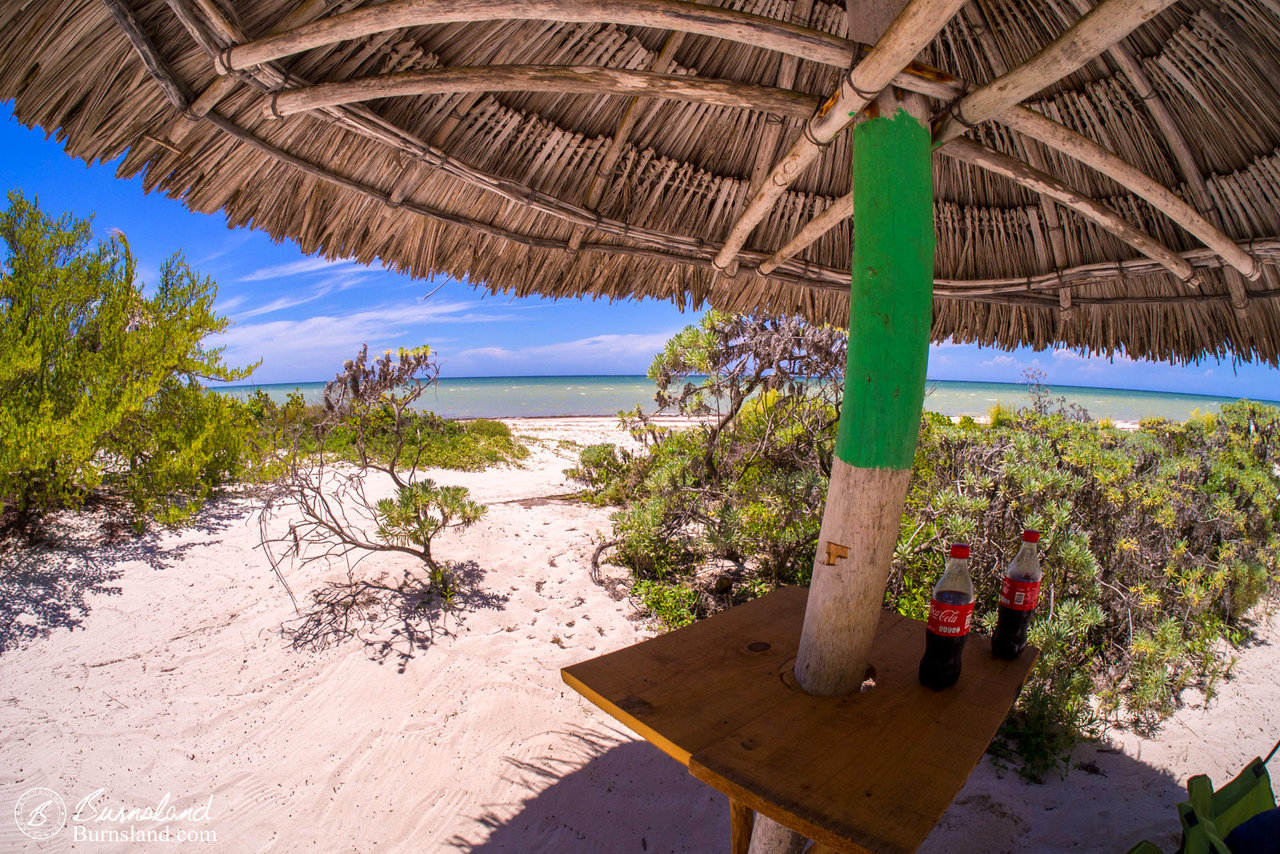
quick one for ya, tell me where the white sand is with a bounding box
[1,416,1275,852]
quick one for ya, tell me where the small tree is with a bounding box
[574,312,848,622]
[259,345,486,605]
[0,191,254,531]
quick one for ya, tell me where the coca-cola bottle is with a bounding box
[992,530,1042,660]
[919,543,975,690]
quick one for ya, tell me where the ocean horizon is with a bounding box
[212,375,1279,423]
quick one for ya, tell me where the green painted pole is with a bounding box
[794,105,935,696]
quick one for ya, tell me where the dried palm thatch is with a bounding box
[4,0,1280,364]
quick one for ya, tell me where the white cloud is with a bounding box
[218,294,248,313]
[208,299,518,382]
[238,256,375,282]
[979,353,1021,369]
[234,289,332,319]
[456,332,676,366]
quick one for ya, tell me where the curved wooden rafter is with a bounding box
[216,0,963,102]
[761,0,1257,283]
[711,0,970,272]
[262,65,823,121]
[717,0,1177,273]
[997,106,1260,279]
[939,138,1198,283]
[196,0,1235,295]
[764,102,1262,281]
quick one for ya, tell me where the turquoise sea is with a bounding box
[214,376,1277,423]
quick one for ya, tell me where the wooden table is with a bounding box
[562,586,1037,853]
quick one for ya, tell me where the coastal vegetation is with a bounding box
[572,314,1280,779]
[0,191,255,533]
[254,344,521,627]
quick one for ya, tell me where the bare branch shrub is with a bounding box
[257,345,486,616]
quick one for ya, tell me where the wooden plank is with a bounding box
[562,586,810,765]
[690,609,1035,854]
[562,587,1038,854]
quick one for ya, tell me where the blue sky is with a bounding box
[3,102,1278,400]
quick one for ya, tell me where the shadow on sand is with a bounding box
[447,727,725,854]
[0,495,249,654]
[446,725,1191,854]
[280,559,509,673]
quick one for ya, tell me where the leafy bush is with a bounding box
[895,400,1280,777]
[245,396,529,473]
[0,191,257,531]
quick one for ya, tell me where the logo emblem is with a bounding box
[14,787,67,840]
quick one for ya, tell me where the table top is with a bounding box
[562,585,1037,854]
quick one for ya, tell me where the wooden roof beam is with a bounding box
[997,106,1261,280]
[113,0,1275,315]
[758,195,851,275]
[932,0,1181,146]
[960,0,1068,289]
[939,138,1199,284]
[218,0,963,100]
[711,0,970,272]
[262,65,822,122]
[761,0,1257,284]
[765,128,1213,282]
[1059,0,1213,214]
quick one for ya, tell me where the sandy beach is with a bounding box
[2,416,1275,852]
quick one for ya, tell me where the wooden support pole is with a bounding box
[746,815,809,854]
[794,100,934,695]
[713,0,967,271]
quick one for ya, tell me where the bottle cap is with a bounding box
[950,543,970,559]
[1022,529,1040,543]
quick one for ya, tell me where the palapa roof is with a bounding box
[4,0,1280,364]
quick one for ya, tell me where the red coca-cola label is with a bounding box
[1000,577,1041,611]
[927,598,974,636]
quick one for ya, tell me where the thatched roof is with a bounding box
[4,0,1280,364]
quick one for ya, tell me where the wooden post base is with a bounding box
[794,461,914,695]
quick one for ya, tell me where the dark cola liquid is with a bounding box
[992,606,1033,660]
[919,590,971,690]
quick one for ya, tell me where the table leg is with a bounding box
[730,799,755,854]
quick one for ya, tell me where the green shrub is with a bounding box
[565,442,635,505]
[0,191,257,531]
[894,400,1280,778]
[247,396,528,472]
[466,418,511,439]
